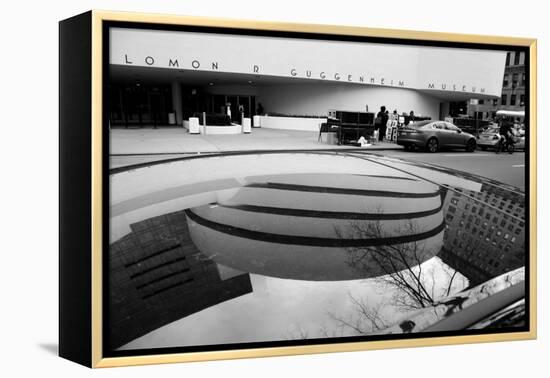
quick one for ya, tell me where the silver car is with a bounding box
[397,120,477,153]
[477,126,525,151]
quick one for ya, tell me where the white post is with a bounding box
[242,118,251,133]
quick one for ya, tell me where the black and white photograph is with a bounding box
[106,24,529,355]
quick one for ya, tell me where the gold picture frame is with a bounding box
[59,10,537,368]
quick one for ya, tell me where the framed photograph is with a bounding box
[59,10,537,368]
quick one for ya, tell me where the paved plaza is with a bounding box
[110,127,400,155]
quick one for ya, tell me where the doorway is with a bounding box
[204,94,257,124]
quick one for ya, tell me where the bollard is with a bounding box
[242,118,252,134]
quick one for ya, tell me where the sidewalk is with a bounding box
[110,127,402,155]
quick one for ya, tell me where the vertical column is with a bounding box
[172,81,183,125]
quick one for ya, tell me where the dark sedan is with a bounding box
[397,120,477,153]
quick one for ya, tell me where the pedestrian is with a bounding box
[238,104,245,123]
[409,110,416,124]
[391,109,399,121]
[256,102,264,115]
[376,106,389,141]
[226,102,232,120]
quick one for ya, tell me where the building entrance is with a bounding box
[202,94,256,124]
[109,84,172,128]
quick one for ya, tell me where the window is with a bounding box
[512,73,518,87]
[514,51,520,65]
[501,94,507,105]
[479,99,485,105]
[506,52,511,66]
[444,123,459,132]
[522,73,526,86]
[503,74,509,87]
[511,94,517,106]
[520,94,525,106]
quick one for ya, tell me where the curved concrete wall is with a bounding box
[258,82,441,120]
[258,115,327,131]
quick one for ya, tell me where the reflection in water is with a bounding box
[186,173,445,281]
[439,183,525,287]
[109,153,526,350]
[109,210,252,350]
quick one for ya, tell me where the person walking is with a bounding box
[409,110,416,124]
[376,106,389,141]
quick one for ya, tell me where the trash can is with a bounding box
[242,118,252,133]
[189,117,200,134]
[253,115,261,128]
[168,112,176,125]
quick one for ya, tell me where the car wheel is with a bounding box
[426,138,438,153]
[466,139,476,152]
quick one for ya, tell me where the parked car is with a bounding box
[477,126,525,151]
[396,120,477,153]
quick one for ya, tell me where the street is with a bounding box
[371,149,526,191]
[111,148,527,192]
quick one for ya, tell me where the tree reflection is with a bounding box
[327,294,388,335]
[337,218,457,310]
[330,217,467,335]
